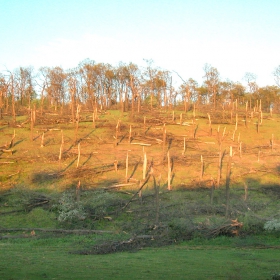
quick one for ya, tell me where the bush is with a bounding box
[272,273,280,280]
[241,213,264,234]
[55,192,86,223]
[264,219,280,232]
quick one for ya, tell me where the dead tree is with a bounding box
[207,113,212,136]
[200,155,204,183]
[153,175,160,226]
[162,124,167,151]
[217,126,225,188]
[143,149,147,180]
[225,146,233,217]
[76,142,81,168]
[125,151,129,183]
[167,151,172,190]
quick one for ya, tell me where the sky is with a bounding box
[0,0,280,87]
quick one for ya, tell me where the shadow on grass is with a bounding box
[14,139,25,147]
[82,153,93,167]
[61,158,77,172]
[118,134,126,144]
[31,171,62,184]
[276,164,280,174]
[64,129,96,152]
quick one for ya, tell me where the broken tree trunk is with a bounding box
[129,125,132,143]
[162,123,167,151]
[217,146,225,188]
[121,175,151,211]
[239,142,242,158]
[207,113,212,136]
[59,130,64,168]
[153,175,160,226]
[125,151,129,183]
[92,112,96,128]
[30,108,34,141]
[200,155,204,183]
[167,151,172,190]
[76,143,81,168]
[9,130,16,149]
[143,150,147,180]
[225,146,233,217]
[40,132,44,147]
[271,134,274,151]
[182,137,186,155]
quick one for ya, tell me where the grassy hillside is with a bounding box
[1,107,280,279]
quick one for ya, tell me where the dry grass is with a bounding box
[0,108,279,192]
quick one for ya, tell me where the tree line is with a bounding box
[1,59,280,122]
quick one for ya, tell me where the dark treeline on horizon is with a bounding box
[1,59,280,121]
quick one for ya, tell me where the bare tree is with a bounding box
[14,67,35,109]
[115,63,129,112]
[203,64,220,109]
[44,67,67,113]
[127,63,141,116]
[78,59,97,110]
[7,71,17,124]
[273,65,280,88]
[244,72,258,110]
[0,73,8,119]
[244,72,258,94]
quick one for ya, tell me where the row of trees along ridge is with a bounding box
[1,60,280,122]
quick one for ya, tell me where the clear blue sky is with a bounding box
[1,0,279,87]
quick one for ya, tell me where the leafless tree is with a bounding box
[203,64,220,109]
[273,65,280,88]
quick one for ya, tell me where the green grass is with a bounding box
[0,208,58,228]
[0,235,280,280]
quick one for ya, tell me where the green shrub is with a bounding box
[55,192,86,222]
[264,219,280,232]
[272,273,280,280]
[240,213,264,234]
[82,190,124,217]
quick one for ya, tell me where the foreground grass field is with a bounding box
[1,235,280,280]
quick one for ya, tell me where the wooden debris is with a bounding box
[130,143,151,146]
[201,219,243,238]
[0,228,113,234]
[1,149,13,154]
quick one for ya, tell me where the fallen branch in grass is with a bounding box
[121,175,151,211]
[199,219,243,238]
[0,228,114,234]
[77,234,172,255]
[27,200,49,208]
[0,149,13,154]
[8,171,19,177]
[103,183,137,190]
[130,143,152,146]
[0,234,35,239]
[0,209,26,215]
